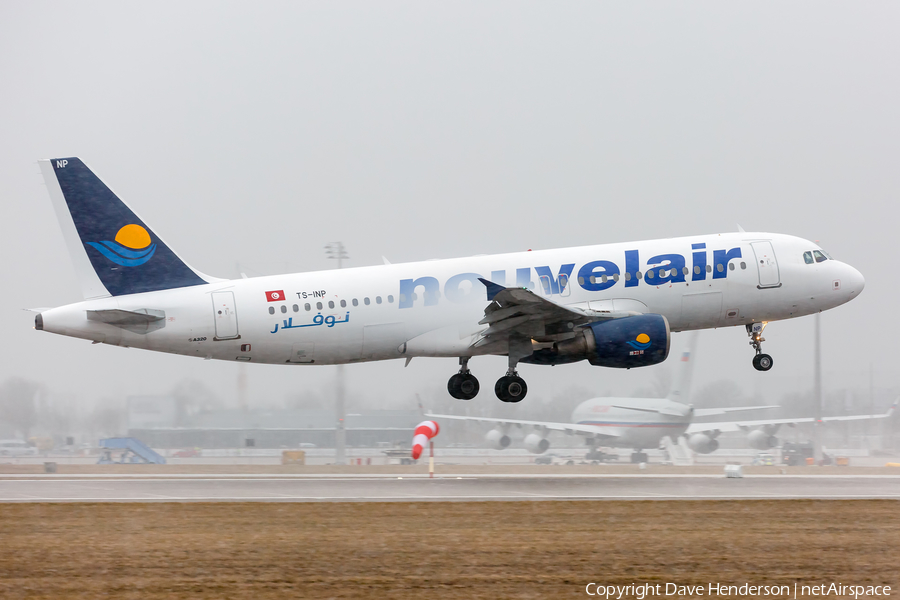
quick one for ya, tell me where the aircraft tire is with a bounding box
[753,354,774,372]
[458,374,479,400]
[447,374,464,399]
[495,376,527,403]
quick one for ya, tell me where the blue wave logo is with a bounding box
[626,333,652,351]
[86,224,156,267]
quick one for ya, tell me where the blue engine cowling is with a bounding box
[521,314,670,368]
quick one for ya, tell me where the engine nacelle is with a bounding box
[747,429,779,450]
[485,429,511,450]
[523,433,550,454]
[522,314,670,368]
[687,433,719,454]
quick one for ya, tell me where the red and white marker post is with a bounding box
[411,420,440,478]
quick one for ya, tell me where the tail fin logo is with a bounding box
[86,224,157,267]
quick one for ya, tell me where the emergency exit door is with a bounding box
[212,291,240,340]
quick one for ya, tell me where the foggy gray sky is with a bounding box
[1,2,897,415]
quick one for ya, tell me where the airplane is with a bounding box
[427,335,897,462]
[33,157,865,403]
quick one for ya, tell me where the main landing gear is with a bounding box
[747,323,774,372]
[447,358,529,403]
[448,357,480,400]
[495,369,527,403]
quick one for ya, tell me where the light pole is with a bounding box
[325,242,348,465]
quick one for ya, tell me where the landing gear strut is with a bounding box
[448,357,480,400]
[747,323,773,371]
[495,369,528,403]
[495,336,530,403]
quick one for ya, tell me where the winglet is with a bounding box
[887,400,898,418]
[478,278,506,301]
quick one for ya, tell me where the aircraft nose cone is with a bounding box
[843,264,865,297]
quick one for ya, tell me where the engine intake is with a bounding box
[524,433,550,454]
[747,429,779,450]
[485,429,511,450]
[687,433,719,454]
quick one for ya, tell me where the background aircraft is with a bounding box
[428,334,895,462]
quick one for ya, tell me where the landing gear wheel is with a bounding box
[448,374,464,399]
[752,353,773,372]
[495,375,528,403]
[448,358,480,400]
[457,373,479,399]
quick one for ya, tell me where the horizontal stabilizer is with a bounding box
[86,308,166,334]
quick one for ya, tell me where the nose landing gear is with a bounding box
[448,357,480,400]
[747,323,773,371]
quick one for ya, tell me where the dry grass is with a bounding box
[0,500,897,599]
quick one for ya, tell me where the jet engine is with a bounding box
[485,429,511,450]
[523,433,550,454]
[747,429,778,450]
[522,314,670,368]
[687,433,719,454]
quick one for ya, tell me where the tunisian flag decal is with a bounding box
[265,290,285,302]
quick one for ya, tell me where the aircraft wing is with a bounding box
[472,279,634,350]
[424,413,621,440]
[686,401,897,434]
[692,405,780,417]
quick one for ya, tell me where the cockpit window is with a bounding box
[803,251,814,264]
[813,250,828,263]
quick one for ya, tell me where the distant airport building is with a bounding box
[127,398,420,448]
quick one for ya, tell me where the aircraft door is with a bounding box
[212,291,240,340]
[751,241,781,288]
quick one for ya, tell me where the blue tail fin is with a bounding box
[40,157,212,298]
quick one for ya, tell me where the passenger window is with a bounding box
[268,306,275,315]
[388,295,394,303]
[601,275,607,283]
[729,263,735,271]
[803,251,814,264]
[612,274,619,282]
[740,262,746,269]
[280,305,287,313]
[717,264,724,272]
[813,250,828,263]
[292,304,299,312]
[682,267,689,276]
[364,298,370,306]
[578,277,585,285]
[624,272,631,281]
[636,271,642,280]
[328,301,335,309]
[352,299,358,307]
[706,265,712,273]
[646,270,654,279]
[340,300,346,308]
[304,303,311,311]
[376,296,382,304]
[694,265,701,274]
[316,302,323,310]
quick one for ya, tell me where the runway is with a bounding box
[1,473,899,502]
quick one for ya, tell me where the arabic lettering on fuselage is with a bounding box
[270,312,350,334]
[398,243,743,309]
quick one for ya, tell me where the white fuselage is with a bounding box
[38,232,864,366]
[571,398,692,450]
